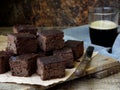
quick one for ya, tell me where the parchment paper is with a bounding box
[0,35,97,86]
[0,62,80,86]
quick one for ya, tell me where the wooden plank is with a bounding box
[0,83,37,90]
[93,65,120,79]
[69,54,120,80]
[86,54,120,74]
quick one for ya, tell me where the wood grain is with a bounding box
[94,65,120,79]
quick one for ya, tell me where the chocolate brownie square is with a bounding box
[65,40,84,59]
[0,51,10,74]
[13,25,37,35]
[9,53,38,77]
[37,56,65,80]
[53,47,74,68]
[7,33,37,55]
[38,50,53,57]
[37,51,46,57]
[37,30,64,51]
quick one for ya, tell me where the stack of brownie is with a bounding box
[7,25,38,77]
[36,30,66,80]
[0,25,84,80]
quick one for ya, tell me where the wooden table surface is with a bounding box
[0,72,120,90]
[0,27,120,90]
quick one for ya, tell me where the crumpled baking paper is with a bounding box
[0,35,97,86]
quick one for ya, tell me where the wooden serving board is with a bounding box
[68,54,120,81]
[87,54,120,74]
[0,35,120,89]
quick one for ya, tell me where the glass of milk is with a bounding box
[89,7,119,47]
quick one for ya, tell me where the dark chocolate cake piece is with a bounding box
[7,33,37,55]
[65,40,84,59]
[53,47,74,68]
[13,25,37,35]
[9,53,38,77]
[0,51,10,74]
[37,51,46,57]
[37,30,64,51]
[37,56,65,80]
[38,50,53,57]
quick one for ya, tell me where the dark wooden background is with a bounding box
[0,0,119,27]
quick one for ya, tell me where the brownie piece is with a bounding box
[65,40,84,59]
[53,47,74,68]
[0,51,10,74]
[37,51,46,57]
[9,53,38,77]
[13,25,37,35]
[38,50,53,57]
[37,56,65,80]
[7,33,37,55]
[37,30,64,51]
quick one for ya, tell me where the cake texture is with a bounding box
[9,53,38,77]
[0,51,10,74]
[37,56,65,80]
[7,33,37,55]
[37,51,46,57]
[13,25,37,35]
[37,30,64,51]
[38,50,53,57]
[53,47,74,68]
[65,40,84,59]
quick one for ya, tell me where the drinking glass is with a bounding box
[89,7,119,47]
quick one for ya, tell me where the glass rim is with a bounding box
[89,7,118,13]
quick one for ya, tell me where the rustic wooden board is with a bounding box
[68,54,120,81]
[93,65,120,79]
[86,54,120,74]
